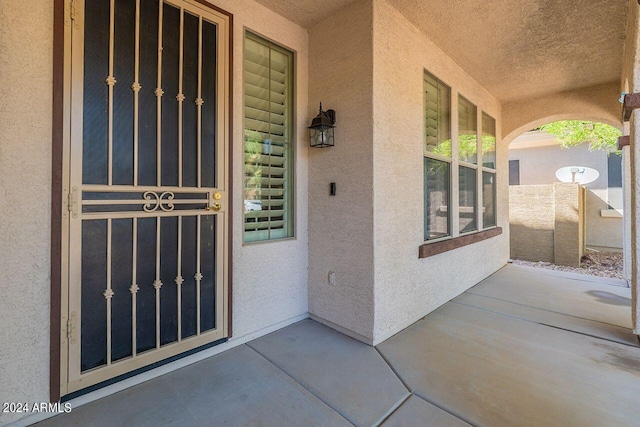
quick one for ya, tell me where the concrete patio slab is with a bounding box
[36,345,350,427]
[381,395,470,427]
[248,319,409,427]
[378,302,640,427]
[28,266,639,427]
[454,293,639,347]
[469,265,631,328]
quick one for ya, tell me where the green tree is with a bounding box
[433,134,496,162]
[539,120,621,153]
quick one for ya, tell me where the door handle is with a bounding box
[207,202,222,212]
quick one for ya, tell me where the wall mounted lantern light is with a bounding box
[308,103,336,148]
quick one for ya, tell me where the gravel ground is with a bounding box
[511,250,625,280]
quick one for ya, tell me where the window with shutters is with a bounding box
[423,69,498,244]
[243,32,295,243]
[423,71,452,240]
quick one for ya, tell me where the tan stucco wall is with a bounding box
[510,144,608,187]
[222,0,310,344]
[585,190,623,251]
[0,2,54,424]
[509,143,623,250]
[307,0,376,341]
[509,183,584,267]
[371,0,507,343]
[509,186,556,263]
[0,1,310,424]
[306,0,509,344]
[623,145,632,279]
[631,110,640,333]
[554,184,584,267]
[622,0,640,94]
[622,0,640,332]
[501,82,622,145]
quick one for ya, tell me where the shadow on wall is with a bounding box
[585,189,624,251]
[510,223,554,263]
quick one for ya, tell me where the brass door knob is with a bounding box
[207,202,222,212]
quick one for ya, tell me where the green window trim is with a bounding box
[243,32,295,243]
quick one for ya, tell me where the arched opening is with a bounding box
[500,81,623,146]
[503,114,622,147]
[506,119,626,283]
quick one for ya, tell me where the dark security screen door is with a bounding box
[64,0,229,394]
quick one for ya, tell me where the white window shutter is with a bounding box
[243,35,294,242]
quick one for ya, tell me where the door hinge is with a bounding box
[68,187,79,218]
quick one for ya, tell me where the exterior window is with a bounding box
[423,71,451,240]
[482,113,496,168]
[607,153,623,210]
[424,72,451,156]
[243,32,294,242]
[459,166,477,232]
[509,160,520,185]
[424,68,498,244]
[458,96,478,233]
[458,96,477,164]
[483,171,496,227]
[424,157,450,239]
[482,113,497,228]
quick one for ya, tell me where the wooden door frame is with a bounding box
[50,0,233,402]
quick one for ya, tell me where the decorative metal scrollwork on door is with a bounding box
[143,191,175,212]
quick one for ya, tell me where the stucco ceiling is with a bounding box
[254,0,628,104]
[253,0,357,28]
[387,0,628,103]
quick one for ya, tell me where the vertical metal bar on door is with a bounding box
[107,0,115,185]
[177,8,185,188]
[196,16,203,188]
[156,0,164,187]
[106,218,113,365]
[133,0,141,186]
[196,215,201,334]
[154,217,161,348]
[176,216,183,341]
[131,218,138,356]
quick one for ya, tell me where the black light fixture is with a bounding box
[308,103,336,148]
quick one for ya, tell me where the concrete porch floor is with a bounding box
[36,265,639,427]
